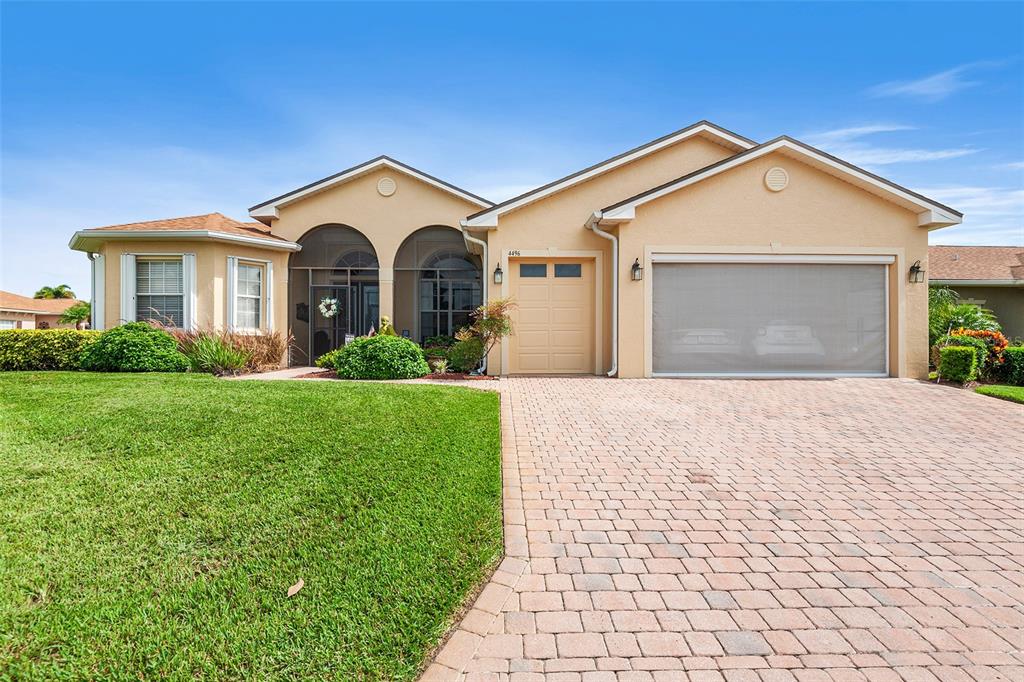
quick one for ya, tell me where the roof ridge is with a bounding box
[85,212,224,231]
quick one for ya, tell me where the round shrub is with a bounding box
[315,347,345,369]
[80,322,188,372]
[332,335,429,380]
[447,337,484,373]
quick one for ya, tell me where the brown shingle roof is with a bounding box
[0,290,83,314]
[82,212,289,242]
[929,245,1024,282]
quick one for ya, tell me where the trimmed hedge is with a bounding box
[0,329,100,370]
[931,334,988,371]
[1003,347,1024,386]
[80,323,188,372]
[332,335,429,380]
[939,346,978,384]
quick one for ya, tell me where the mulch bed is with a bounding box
[292,369,496,381]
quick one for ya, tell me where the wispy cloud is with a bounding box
[802,124,979,167]
[867,62,992,102]
[922,185,1024,245]
[999,161,1024,170]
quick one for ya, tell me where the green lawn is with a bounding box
[0,373,502,680]
[975,384,1024,404]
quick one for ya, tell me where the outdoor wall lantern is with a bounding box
[909,260,925,284]
[631,258,644,282]
[493,264,503,284]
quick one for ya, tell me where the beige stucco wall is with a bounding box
[97,240,290,340]
[268,167,485,330]
[615,151,929,378]
[485,135,739,375]
[948,285,1024,340]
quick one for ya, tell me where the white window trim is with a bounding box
[227,256,273,333]
[91,254,105,330]
[122,253,196,329]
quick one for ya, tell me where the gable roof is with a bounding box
[463,121,756,228]
[929,245,1024,283]
[0,290,83,315]
[248,155,493,223]
[69,213,300,252]
[596,136,963,229]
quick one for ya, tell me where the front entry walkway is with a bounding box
[426,377,1024,681]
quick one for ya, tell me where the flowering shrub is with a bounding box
[950,328,1008,361]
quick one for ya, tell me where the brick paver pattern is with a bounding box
[452,378,1024,681]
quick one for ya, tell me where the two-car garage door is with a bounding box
[652,256,890,376]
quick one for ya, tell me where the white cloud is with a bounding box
[921,185,1024,246]
[999,161,1024,170]
[802,123,978,167]
[867,63,985,102]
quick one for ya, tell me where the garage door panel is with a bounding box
[517,354,551,372]
[518,284,551,303]
[518,329,550,348]
[519,307,551,325]
[653,262,887,376]
[551,329,585,348]
[551,353,586,371]
[550,306,585,325]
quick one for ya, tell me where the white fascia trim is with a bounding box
[0,307,46,315]
[249,158,491,218]
[930,279,1024,287]
[650,253,896,264]
[465,124,755,228]
[601,139,963,228]
[69,230,301,252]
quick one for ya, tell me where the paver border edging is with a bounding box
[420,387,530,681]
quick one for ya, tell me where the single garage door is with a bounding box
[509,258,594,374]
[652,256,890,376]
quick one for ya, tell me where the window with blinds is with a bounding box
[136,258,184,327]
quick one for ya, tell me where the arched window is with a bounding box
[288,225,379,365]
[393,226,482,343]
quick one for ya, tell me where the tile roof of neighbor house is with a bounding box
[0,290,83,314]
[82,212,290,241]
[929,245,1024,282]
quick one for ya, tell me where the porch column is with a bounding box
[378,267,394,329]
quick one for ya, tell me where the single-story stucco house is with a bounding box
[929,245,1024,339]
[69,121,964,378]
[0,291,84,330]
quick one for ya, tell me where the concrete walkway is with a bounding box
[424,377,1024,681]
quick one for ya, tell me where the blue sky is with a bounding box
[2,1,1022,297]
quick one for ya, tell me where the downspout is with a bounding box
[585,211,618,377]
[461,222,488,374]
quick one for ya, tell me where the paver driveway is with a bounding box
[426,377,1024,682]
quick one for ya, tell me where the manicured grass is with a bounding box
[0,373,502,680]
[975,384,1024,404]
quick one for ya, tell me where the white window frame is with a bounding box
[0,320,18,330]
[121,253,196,329]
[227,256,273,333]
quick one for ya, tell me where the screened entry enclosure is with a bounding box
[289,225,379,365]
[652,259,889,376]
[393,226,482,344]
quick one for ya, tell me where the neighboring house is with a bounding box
[0,291,84,329]
[929,245,1024,339]
[69,121,962,378]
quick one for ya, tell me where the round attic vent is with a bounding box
[764,167,789,192]
[377,176,397,197]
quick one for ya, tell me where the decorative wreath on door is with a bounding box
[318,297,339,318]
